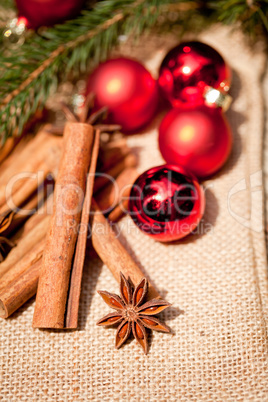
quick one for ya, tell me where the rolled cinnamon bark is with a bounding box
[0,138,16,166]
[98,138,129,172]
[95,167,138,214]
[0,128,62,209]
[93,153,137,193]
[65,129,100,329]
[0,259,40,319]
[33,122,94,329]
[0,216,50,278]
[107,198,129,222]
[0,239,45,292]
[91,200,159,300]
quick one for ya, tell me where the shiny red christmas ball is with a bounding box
[158,41,231,107]
[158,105,233,179]
[15,0,84,29]
[128,164,205,242]
[86,58,159,132]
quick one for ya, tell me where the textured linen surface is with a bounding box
[1,26,268,401]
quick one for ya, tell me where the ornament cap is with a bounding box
[204,87,232,111]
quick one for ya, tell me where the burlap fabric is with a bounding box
[1,26,268,401]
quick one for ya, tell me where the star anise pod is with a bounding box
[97,273,171,354]
[47,92,121,135]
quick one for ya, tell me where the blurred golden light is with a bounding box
[179,125,195,142]
[106,78,122,94]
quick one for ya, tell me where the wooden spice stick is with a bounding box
[0,138,16,166]
[0,239,45,292]
[33,122,94,329]
[107,198,129,222]
[91,200,159,300]
[1,193,43,238]
[95,167,138,214]
[5,190,54,240]
[99,139,129,172]
[0,129,62,206]
[0,161,52,216]
[65,129,100,328]
[93,153,137,193]
[0,127,59,181]
[0,216,50,278]
[0,259,40,319]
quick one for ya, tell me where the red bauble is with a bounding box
[158,105,233,179]
[158,41,231,107]
[128,164,205,242]
[86,58,159,132]
[15,0,84,29]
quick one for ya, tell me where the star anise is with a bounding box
[97,273,171,354]
[47,92,121,135]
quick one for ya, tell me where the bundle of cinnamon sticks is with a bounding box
[0,120,160,328]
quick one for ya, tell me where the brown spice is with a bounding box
[65,129,100,329]
[95,167,138,214]
[93,153,137,193]
[0,216,50,279]
[0,239,45,292]
[97,273,171,354]
[33,122,94,329]
[0,128,62,211]
[0,259,40,319]
[91,199,160,301]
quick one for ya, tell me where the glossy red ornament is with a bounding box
[128,164,205,242]
[15,0,84,29]
[86,58,159,132]
[158,105,233,179]
[158,41,231,107]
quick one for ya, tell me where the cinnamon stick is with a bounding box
[7,190,54,241]
[91,200,159,300]
[65,129,100,328]
[0,132,62,214]
[0,138,16,166]
[0,215,50,278]
[33,122,94,329]
[0,128,62,207]
[93,153,137,193]
[98,138,129,172]
[0,259,40,319]
[107,198,129,222]
[95,167,138,214]
[0,239,45,292]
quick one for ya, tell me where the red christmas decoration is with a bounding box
[158,41,231,108]
[128,164,205,242]
[15,0,84,29]
[158,105,233,179]
[86,58,159,132]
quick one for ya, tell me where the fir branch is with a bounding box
[206,0,268,36]
[0,0,175,143]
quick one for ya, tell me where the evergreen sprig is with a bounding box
[0,0,176,143]
[0,0,267,145]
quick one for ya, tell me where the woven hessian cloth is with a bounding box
[1,26,268,401]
